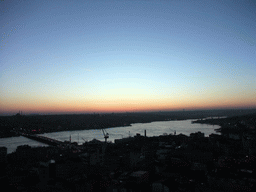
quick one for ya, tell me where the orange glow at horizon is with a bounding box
[1,95,255,115]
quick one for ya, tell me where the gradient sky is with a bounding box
[0,0,255,115]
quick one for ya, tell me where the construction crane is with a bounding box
[102,129,109,143]
[170,128,176,135]
[101,129,109,166]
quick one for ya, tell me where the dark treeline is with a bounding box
[1,109,256,138]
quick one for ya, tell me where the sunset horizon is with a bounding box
[1,0,255,116]
[1,105,256,116]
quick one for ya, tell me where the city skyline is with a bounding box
[1,0,255,115]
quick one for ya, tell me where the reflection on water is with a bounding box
[0,119,220,154]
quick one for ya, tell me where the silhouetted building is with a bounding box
[190,131,204,139]
[0,147,7,163]
[115,137,135,144]
[130,171,149,184]
[55,157,83,179]
[242,132,256,155]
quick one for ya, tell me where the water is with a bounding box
[0,136,49,154]
[0,119,220,154]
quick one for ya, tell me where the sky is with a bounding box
[0,0,255,115]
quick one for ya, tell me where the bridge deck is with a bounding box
[22,133,64,146]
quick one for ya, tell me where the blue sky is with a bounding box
[0,0,255,115]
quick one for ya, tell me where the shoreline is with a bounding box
[2,109,255,139]
[0,118,199,139]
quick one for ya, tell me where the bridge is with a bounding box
[20,133,82,153]
[21,133,64,146]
